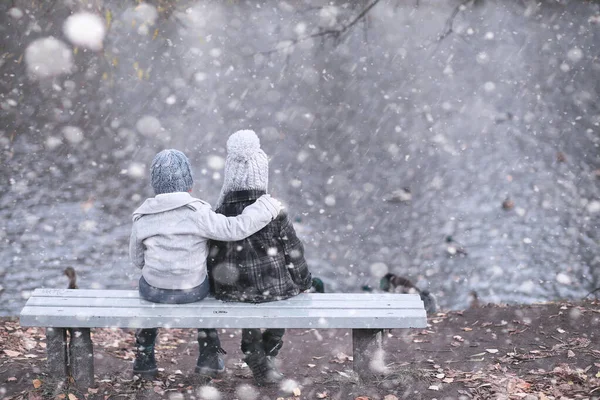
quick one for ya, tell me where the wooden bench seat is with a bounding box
[20,288,427,386]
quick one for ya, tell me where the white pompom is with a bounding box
[227,130,261,156]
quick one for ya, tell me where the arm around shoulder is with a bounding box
[196,195,282,241]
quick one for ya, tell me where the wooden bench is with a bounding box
[20,288,427,386]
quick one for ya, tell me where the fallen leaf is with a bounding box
[4,350,21,357]
[567,350,575,358]
[383,395,399,400]
[33,379,42,388]
[55,394,65,400]
[68,394,78,400]
[87,388,98,394]
[307,363,316,368]
[435,373,445,379]
[428,385,440,391]
[470,352,487,357]
[293,387,301,396]
[336,371,351,378]
[7,377,17,382]
[443,377,454,383]
[316,391,328,399]
[596,371,600,378]
[486,349,499,354]
[557,328,565,334]
[462,327,473,332]
[354,397,370,400]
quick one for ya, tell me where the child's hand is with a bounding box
[258,194,283,218]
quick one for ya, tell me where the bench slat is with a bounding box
[20,305,426,329]
[28,288,413,301]
[24,297,420,309]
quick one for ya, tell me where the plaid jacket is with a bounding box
[207,190,312,303]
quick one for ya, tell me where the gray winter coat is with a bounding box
[129,192,280,290]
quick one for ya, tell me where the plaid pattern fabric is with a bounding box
[207,190,312,303]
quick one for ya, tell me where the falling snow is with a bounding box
[63,12,106,51]
[24,37,74,79]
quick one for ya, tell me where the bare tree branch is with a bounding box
[437,0,472,42]
[258,0,382,56]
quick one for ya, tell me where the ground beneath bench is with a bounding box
[1,300,599,400]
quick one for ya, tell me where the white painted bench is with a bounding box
[20,288,427,386]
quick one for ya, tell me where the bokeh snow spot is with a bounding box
[45,136,63,150]
[194,72,208,83]
[63,12,106,51]
[586,200,600,213]
[212,263,240,286]
[197,386,221,400]
[483,81,496,92]
[567,47,583,63]
[294,22,307,36]
[555,273,571,285]
[25,37,74,79]
[280,378,300,393]
[476,52,490,64]
[129,3,158,31]
[8,8,24,19]
[318,6,339,28]
[518,280,535,293]
[234,384,258,400]
[62,126,84,144]
[135,115,162,137]
[370,262,389,277]
[207,155,225,170]
[324,195,336,207]
[127,163,145,178]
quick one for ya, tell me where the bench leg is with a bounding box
[69,328,94,388]
[46,328,68,378]
[352,329,385,381]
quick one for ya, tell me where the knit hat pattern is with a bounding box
[216,130,269,207]
[150,149,194,195]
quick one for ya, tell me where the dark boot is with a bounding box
[262,329,284,357]
[262,329,284,384]
[242,329,284,386]
[195,329,226,378]
[133,329,158,379]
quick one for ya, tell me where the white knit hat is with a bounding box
[216,130,269,207]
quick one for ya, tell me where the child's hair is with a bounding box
[150,149,194,195]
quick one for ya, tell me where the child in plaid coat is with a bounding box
[205,130,312,385]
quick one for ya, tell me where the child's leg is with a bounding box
[241,328,263,354]
[195,329,225,377]
[133,328,158,379]
[262,329,285,357]
[241,329,284,385]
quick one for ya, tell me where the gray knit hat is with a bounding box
[216,130,268,207]
[150,149,194,195]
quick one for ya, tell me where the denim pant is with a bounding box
[136,277,212,348]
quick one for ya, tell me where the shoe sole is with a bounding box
[195,366,226,378]
[133,368,158,380]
